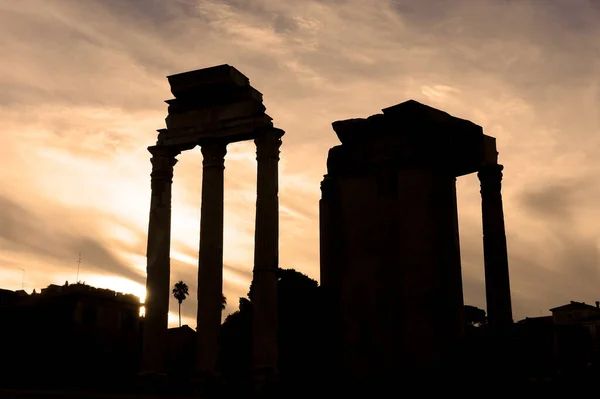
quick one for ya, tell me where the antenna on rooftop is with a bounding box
[20,268,25,290]
[76,252,82,282]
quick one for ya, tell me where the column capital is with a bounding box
[320,175,337,199]
[255,128,284,160]
[148,146,179,182]
[201,141,228,169]
[477,164,504,179]
[478,164,504,194]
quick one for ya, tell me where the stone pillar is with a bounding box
[478,164,513,331]
[141,145,178,374]
[252,128,284,388]
[196,141,227,377]
[319,175,342,377]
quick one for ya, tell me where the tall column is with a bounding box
[478,164,513,331]
[142,145,178,374]
[252,128,284,387]
[319,175,342,378]
[196,141,227,377]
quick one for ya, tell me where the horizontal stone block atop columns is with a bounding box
[167,64,250,97]
[166,86,263,110]
[158,65,276,148]
[157,115,274,147]
[333,100,482,144]
[165,100,267,130]
[329,99,497,177]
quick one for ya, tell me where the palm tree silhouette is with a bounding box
[172,281,189,328]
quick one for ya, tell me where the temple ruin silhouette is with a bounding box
[319,100,513,383]
[139,64,513,391]
[6,64,600,397]
[141,65,282,392]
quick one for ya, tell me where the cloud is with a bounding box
[0,195,144,283]
[508,178,600,314]
[520,181,581,222]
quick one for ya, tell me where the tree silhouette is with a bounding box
[218,268,323,390]
[464,305,487,327]
[222,294,227,311]
[172,281,189,328]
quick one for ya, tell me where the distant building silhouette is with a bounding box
[550,301,600,373]
[0,282,141,389]
[166,325,197,377]
[515,300,600,379]
[550,301,600,325]
[0,288,19,306]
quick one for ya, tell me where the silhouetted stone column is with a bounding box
[252,128,284,388]
[142,145,179,374]
[478,164,513,331]
[196,141,227,377]
[319,174,344,384]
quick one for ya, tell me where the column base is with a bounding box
[190,371,224,398]
[136,371,169,395]
[253,366,279,398]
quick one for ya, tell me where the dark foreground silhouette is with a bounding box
[2,271,600,397]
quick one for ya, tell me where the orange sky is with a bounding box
[1,0,599,326]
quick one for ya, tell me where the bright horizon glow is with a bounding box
[83,274,146,303]
[168,311,197,329]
